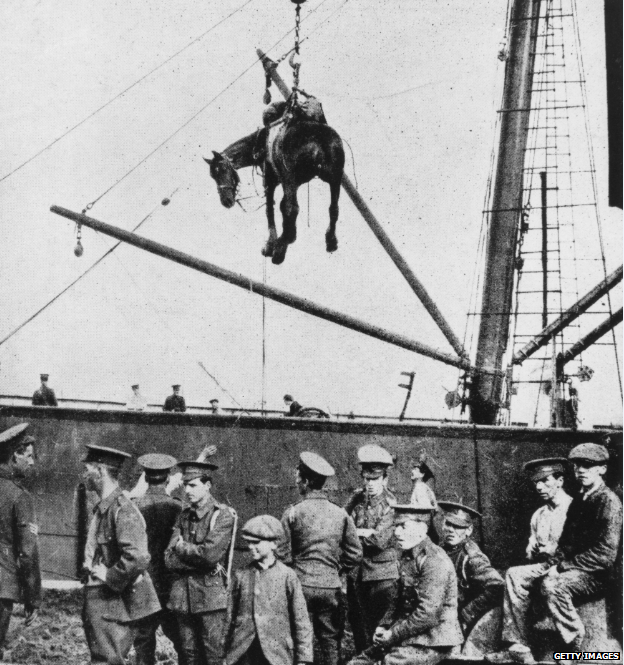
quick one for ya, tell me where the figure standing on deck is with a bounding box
[163,384,186,412]
[32,373,58,406]
[278,452,362,665]
[127,384,148,411]
[0,424,40,660]
[345,444,399,653]
[409,451,437,509]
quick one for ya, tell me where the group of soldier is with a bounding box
[0,421,621,665]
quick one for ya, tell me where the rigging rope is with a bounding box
[0,0,256,186]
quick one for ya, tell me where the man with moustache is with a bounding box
[0,424,40,659]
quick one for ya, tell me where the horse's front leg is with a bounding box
[262,165,278,258]
[273,182,299,265]
[325,179,340,253]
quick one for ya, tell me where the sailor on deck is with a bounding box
[163,384,186,413]
[32,373,58,406]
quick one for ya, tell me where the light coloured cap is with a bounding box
[392,503,435,524]
[138,453,177,472]
[568,443,609,464]
[438,501,481,528]
[358,444,393,467]
[0,424,31,461]
[241,515,284,542]
[523,457,567,482]
[299,451,335,477]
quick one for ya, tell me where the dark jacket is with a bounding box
[555,482,622,576]
[345,488,399,582]
[163,394,186,412]
[165,496,236,613]
[0,469,41,607]
[32,385,57,407]
[133,485,182,601]
[380,537,463,648]
[225,559,313,665]
[278,490,362,588]
[443,538,503,631]
[86,487,161,621]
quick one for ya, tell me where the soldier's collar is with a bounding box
[191,495,216,519]
[146,484,169,496]
[95,486,123,514]
[303,489,327,500]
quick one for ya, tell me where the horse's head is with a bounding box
[204,151,240,209]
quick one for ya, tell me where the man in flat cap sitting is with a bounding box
[132,454,183,665]
[490,457,572,662]
[348,504,463,665]
[345,444,399,653]
[225,515,313,665]
[0,424,40,658]
[438,501,503,637]
[165,460,237,665]
[32,373,58,406]
[278,452,362,665]
[540,443,622,651]
[81,444,160,665]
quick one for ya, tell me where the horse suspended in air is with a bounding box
[205,99,345,265]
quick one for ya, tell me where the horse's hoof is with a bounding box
[272,252,285,265]
[326,237,338,253]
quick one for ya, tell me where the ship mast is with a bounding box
[470,0,542,425]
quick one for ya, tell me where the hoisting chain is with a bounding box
[289,2,303,104]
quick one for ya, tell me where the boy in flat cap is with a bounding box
[132,454,183,665]
[345,444,399,653]
[31,373,58,406]
[163,385,186,412]
[0,424,40,658]
[165,460,237,665]
[491,457,572,662]
[348,505,462,665]
[438,501,503,636]
[540,443,622,651]
[81,445,160,665]
[277,452,362,665]
[225,515,313,665]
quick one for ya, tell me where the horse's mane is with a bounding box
[223,131,261,169]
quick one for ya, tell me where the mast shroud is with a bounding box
[471,0,542,425]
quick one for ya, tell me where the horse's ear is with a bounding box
[212,150,222,160]
[203,157,212,165]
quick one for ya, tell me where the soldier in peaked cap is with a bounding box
[538,443,622,651]
[0,424,40,658]
[165,459,237,665]
[345,444,399,653]
[132,454,183,665]
[490,457,573,663]
[32,373,58,406]
[348,504,462,665]
[277,452,362,665]
[224,515,313,665]
[438,501,503,636]
[81,444,160,665]
[163,384,186,412]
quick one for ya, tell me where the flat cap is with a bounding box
[84,444,132,468]
[0,424,31,461]
[392,503,435,524]
[438,501,481,528]
[299,451,335,477]
[138,453,177,473]
[523,457,567,482]
[241,515,284,541]
[209,398,219,404]
[178,460,218,481]
[568,443,609,464]
[358,444,393,467]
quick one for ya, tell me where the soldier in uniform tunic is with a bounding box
[277,452,362,665]
[438,501,503,636]
[31,373,58,406]
[0,424,40,659]
[163,385,186,412]
[165,460,237,665]
[132,454,183,665]
[345,444,398,653]
[347,504,463,665]
[81,445,161,665]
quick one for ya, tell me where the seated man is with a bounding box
[489,457,572,663]
[348,504,462,665]
[541,443,622,651]
[438,501,503,636]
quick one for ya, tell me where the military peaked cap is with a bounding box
[83,444,131,468]
[299,451,335,477]
[358,444,393,467]
[172,384,181,389]
[392,503,434,524]
[0,423,31,462]
[138,453,177,473]
[568,443,609,464]
[40,374,49,381]
[241,515,284,541]
[178,460,218,481]
[438,501,481,528]
[523,457,567,482]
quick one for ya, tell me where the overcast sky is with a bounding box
[1,0,621,426]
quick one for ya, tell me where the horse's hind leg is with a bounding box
[262,166,278,258]
[273,184,299,265]
[325,179,340,253]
